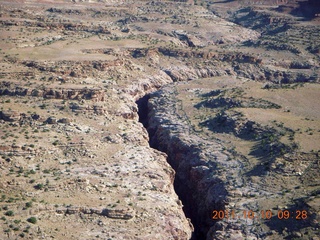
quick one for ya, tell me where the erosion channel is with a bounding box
[137,86,235,240]
[137,78,320,240]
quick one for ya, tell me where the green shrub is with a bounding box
[5,210,14,216]
[14,219,21,224]
[34,183,44,190]
[25,202,32,208]
[27,217,37,224]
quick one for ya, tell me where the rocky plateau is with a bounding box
[0,0,319,240]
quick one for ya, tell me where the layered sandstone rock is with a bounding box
[0,82,105,102]
[147,83,320,239]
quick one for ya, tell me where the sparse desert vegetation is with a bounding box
[0,0,319,239]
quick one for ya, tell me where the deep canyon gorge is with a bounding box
[0,0,319,239]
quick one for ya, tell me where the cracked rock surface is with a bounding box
[0,0,319,239]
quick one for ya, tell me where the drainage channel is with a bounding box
[136,94,208,240]
[136,94,150,128]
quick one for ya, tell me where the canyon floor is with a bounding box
[0,0,319,240]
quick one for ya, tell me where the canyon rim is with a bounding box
[0,0,319,239]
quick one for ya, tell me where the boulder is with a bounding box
[58,118,71,124]
[101,208,134,220]
[46,117,57,124]
[0,110,21,122]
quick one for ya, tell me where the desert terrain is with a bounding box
[0,0,319,239]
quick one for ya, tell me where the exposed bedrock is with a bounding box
[163,63,318,83]
[146,86,262,240]
[0,82,105,102]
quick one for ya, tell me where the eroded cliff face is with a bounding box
[146,80,320,240]
[0,1,195,239]
[147,86,252,239]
